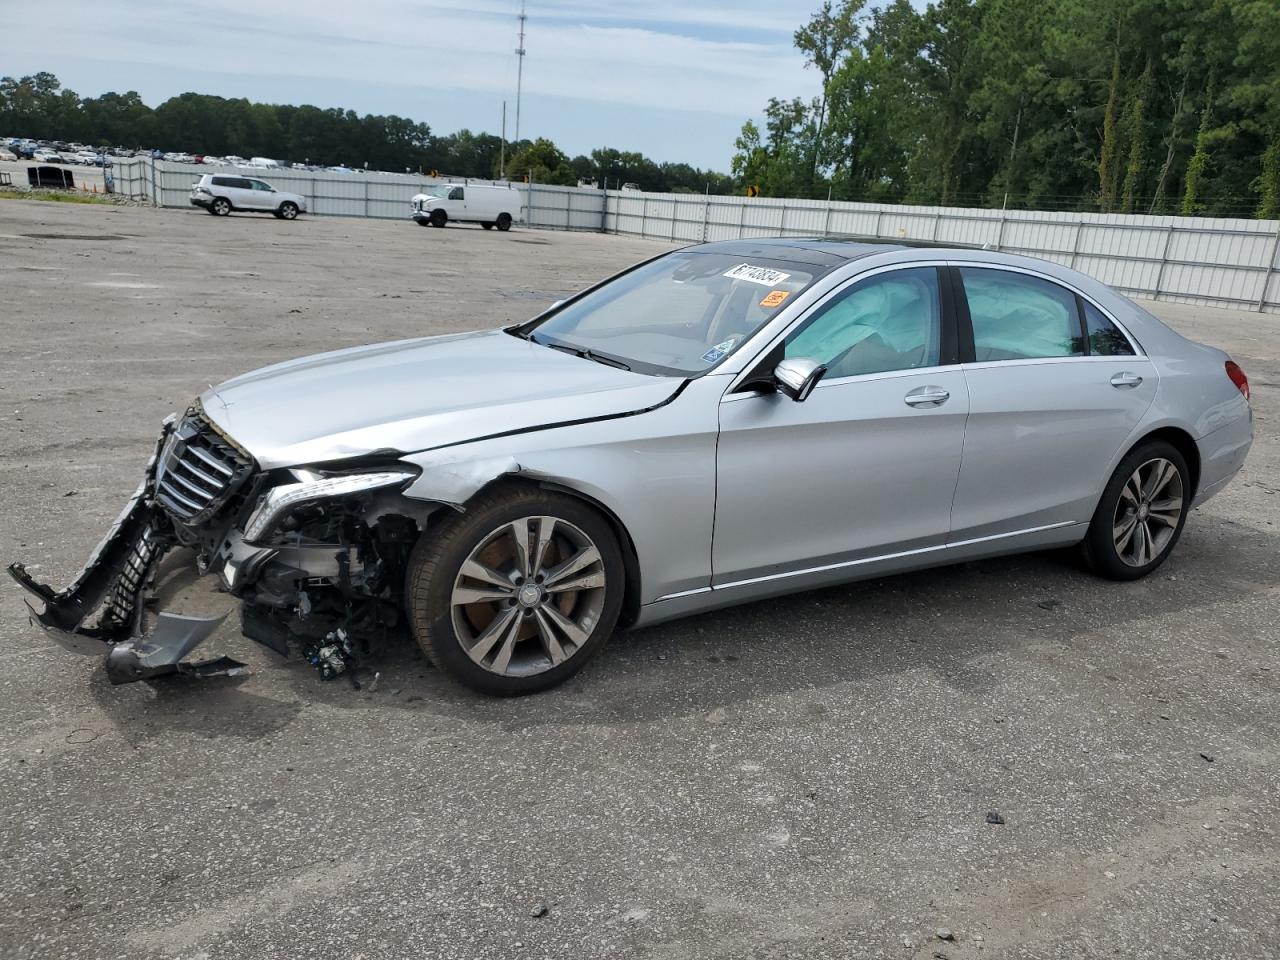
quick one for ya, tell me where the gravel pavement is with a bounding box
[1,200,1277,960]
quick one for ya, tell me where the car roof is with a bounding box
[690,236,965,269]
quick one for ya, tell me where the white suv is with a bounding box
[190,174,307,219]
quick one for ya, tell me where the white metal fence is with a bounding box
[114,158,1280,314]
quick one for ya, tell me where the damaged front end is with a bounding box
[10,405,429,685]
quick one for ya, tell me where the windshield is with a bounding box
[527,251,820,376]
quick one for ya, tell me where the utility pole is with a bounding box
[500,100,507,180]
[514,0,527,146]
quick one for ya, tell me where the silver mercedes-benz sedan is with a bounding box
[10,239,1253,695]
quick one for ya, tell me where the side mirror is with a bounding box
[774,358,827,402]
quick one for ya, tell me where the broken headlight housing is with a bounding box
[242,465,419,544]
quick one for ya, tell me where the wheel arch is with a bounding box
[1128,425,1201,499]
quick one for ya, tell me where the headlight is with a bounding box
[243,467,418,543]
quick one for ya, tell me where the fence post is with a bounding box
[779,203,788,237]
[363,176,369,218]
[930,209,942,241]
[738,199,747,239]
[527,174,534,227]
[1068,219,1084,270]
[599,188,608,234]
[702,194,711,243]
[149,155,158,207]
[994,212,1006,251]
[823,201,833,238]
[1152,224,1176,302]
[873,208,883,238]
[1257,221,1280,312]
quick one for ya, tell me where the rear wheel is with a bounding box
[406,486,624,696]
[278,201,299,220]
[495,212,513,231]
[1083,440,1190,580]
[430,208,447,228]
[211,197,231,217]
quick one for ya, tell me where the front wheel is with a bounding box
[496,212,513,231]
[406,486,624,696]
[430,209,447,228]
[278,201,299,220]
[1083,440,1190,580]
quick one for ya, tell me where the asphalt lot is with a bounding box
[1,200,1277,960]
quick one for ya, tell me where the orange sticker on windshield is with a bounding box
[760,289,790,308]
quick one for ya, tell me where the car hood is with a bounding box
[199,329,679,468]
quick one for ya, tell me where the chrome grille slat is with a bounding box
[172,458,224,489]
[153,412,254,526]
[165,470,217,502]
[157,480,203,513]
[186,445,235,476]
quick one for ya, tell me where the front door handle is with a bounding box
[1110,371,1144,389]
[904,386,950,408]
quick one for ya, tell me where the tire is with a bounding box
[278,201,299,220]
[482,222,494,230]
[406,485,625,696]
[1083,440,1190,581]
[495,212,513,231]
[430,208,447,228]
[205,206,219,215]
[211,197,231,217]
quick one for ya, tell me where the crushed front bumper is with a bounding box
[7,424,246,684]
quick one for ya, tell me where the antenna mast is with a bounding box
[514,0,527,145]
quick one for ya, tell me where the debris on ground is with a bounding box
[936,927,955,941]
[530,903,549,918]
[1036,599,1061,611]
[986,810,1006,825]
[1199,752,1216,763]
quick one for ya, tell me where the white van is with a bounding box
[409,183,524,231]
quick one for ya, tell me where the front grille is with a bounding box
[154,412,253,525]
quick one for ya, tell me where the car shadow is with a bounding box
[84,520,1280,736]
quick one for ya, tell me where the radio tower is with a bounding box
[514,0,527,145]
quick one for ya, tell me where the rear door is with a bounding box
[948,265,1158,543]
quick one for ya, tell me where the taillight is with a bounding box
[1225,360,1249,401]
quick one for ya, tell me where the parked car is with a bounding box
[0,148,15,161]
[10,240,1253,696]
[71,151,99,165]
[32,148,65,163]
[189,173,306,219]
[410,182,523,230]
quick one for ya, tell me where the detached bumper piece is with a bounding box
[7,428,246,684]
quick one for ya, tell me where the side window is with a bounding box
[960,268,1084,361]
[785,267,941,378]
[251,180,272,191]
[232,178,254,189]
[211,176,231,187]
[1082,300,1136,356]
[448,186,464,200]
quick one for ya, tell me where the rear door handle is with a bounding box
[904,386,950,408]
[1110,372,1143,388]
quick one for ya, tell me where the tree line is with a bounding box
[0,72,734,194]
[733,0,1280,217]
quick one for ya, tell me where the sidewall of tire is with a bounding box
[407,488,625,696]
[1084,439,1190,580]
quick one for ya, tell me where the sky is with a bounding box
[4,0,835,170]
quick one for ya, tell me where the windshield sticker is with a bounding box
[723,263,792,287]
[701,337,738,364]
[760,289,791,308]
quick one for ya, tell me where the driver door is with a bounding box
[712,265,969,585]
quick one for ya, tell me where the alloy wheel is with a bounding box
[450,515,607,677]
[1112,457,1184,567]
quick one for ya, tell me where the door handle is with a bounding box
[1110,371,1143,388]
[904,386,950,408]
